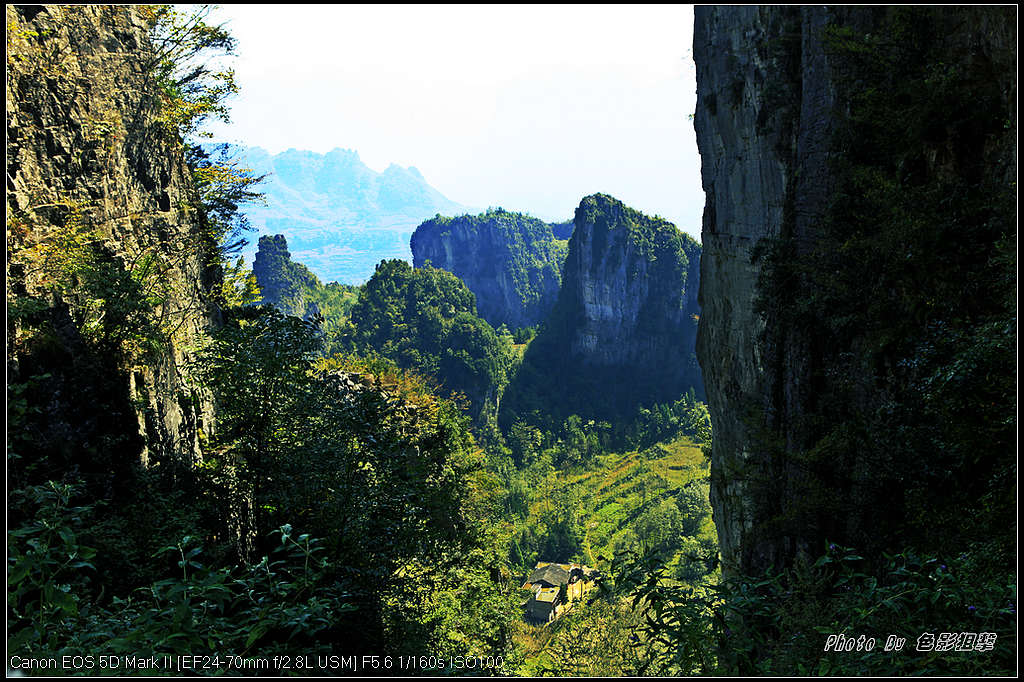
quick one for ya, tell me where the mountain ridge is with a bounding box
[215,144,474,284]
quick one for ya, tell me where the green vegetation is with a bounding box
[615,543,1016,676]
[505,434,715,576]
[194,307,518,655]
[248,233,360,349]
[411,207,568,329]
[8,305,520,663]
[251,234,321,316]
[143,4,237,141]
[506,434,719,675]
[8,6,520,671]
[338,259,515,420]
[10,4,1012,678]
[9,483,350,661]
[186,143,267,267]
[248,239,515,422]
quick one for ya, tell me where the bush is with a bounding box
[614,543,1017,676]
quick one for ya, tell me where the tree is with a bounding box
[187,143,266,264]
[635,499,684,556]
[347,260,512,419]
[142,4,238,141]
[508,420,543,466]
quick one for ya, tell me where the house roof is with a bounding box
[526,563,570,587]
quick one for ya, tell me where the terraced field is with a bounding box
[524,434,715,581]
[514,435,717,673]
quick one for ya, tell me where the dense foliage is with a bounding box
[614,543,1016,676]
[11,4,1012,678]
[193,307,519,656]
[339,259,515,420]
[506,434,718,675]
[248,233,360,349]
[8,5,519,673]
[8,305,521,665]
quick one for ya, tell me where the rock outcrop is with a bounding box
[558,195,701,385]
[252,234,320,319]
[7,5,218,475]
[410,209,567,329]
[501,194,702,425]
[693,6,1017,574]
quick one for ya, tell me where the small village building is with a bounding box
[521,561,599,624]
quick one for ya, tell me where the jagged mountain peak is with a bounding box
[214,144,471,284]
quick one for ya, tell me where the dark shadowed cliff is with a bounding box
[694,6,1016,575]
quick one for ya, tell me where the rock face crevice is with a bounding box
[7,5,218,473]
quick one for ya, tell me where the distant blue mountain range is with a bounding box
[221,145,473,283]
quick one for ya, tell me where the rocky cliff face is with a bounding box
[502,194,703,426]
[7,5,218,475]
[559,195,701,384]
[410,210,566,329]
[252,234,320,318]
[693,6,1016,574]
[693,5,805,577]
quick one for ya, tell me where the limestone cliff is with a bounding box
[502,194,702,425]
[558,194,701,384]
[693,6,1017,574]
[410,209,566,330]
[7,5,218,478]
[252,234,320,319]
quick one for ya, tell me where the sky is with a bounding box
[204,4,704,239]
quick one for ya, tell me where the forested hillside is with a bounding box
[340,260,515,421]
[411,208,569,329]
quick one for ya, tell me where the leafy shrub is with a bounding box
[8,481,351,661]
[615,543,1017,676]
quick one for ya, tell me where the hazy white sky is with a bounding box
[204,4,704,238]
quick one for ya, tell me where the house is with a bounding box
[521,561,599,624]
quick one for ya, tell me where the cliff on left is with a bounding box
[7,5,220,487]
